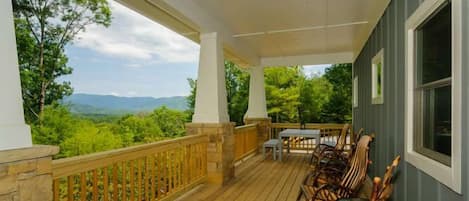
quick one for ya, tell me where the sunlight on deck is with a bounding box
[176,154,310,201]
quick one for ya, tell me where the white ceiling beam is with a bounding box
[260,52,354,67]
[233,21,369,38]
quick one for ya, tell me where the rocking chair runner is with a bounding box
[298,135,373,201]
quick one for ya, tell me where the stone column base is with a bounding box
[244,118,272,153]
[186,122,235,185]
[0,145,59,201]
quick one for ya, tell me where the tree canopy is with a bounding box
[13,0,112,123]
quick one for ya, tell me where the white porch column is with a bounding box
[0,0,32,151]
[192,32,229,123]
[244,66,268,118]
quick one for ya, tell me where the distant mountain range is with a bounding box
[62,93,188,115]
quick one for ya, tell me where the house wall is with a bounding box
[353,0,469,200]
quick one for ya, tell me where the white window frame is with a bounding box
[371,49,384,104]
[353,76,358,108]
[405,0,462,193]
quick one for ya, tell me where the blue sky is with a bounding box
[63,0,329,98]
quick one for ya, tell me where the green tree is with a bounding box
[13,0,111,123]
[31,105,77,146]
[264,66,302,123]
[321,63,353,123]
[298,76,333,123]
[150,107,188,137]
[61,122,122,157]
[225,61,250,125]
[114,114,163,144]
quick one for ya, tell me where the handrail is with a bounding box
[52,134,208,201]
[234,124,258,161]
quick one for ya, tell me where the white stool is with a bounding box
[263,139,282,161]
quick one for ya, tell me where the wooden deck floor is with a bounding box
[176,153,310,201]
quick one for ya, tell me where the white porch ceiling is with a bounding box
[117,0,390,67]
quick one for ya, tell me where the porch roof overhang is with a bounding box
[116,0,390,67]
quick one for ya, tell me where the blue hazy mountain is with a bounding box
[62,93,188,114]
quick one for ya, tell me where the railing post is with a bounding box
[186,122,235,185]
[244,118,272,153]
[0,146,59,201]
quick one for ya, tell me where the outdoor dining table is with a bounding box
[278,129,321,154]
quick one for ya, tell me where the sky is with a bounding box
[63,0,329,98]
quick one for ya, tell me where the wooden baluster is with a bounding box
[80,172,86,201]
[92,170,98,201]
[122,162,126,201]
[169,150,174,194]
[156,153,161,199]
[53,179,59,201]
[67,175,73,201]
[137,159,142,201]
[130,160,135,201]
[112,164,118,200]
[103,167,109,201]
[151,155,156,200]
[144,157,149,200]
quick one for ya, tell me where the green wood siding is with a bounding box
[352,0,469,200]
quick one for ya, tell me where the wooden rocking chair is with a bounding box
[338,155,401,201]
[369,155,400,201]
[310,124,351,166]
[298,135,373,201]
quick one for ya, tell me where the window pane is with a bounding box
[422,85,451,156]
[416,4,451,84]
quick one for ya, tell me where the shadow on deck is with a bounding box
[176,153,310,201]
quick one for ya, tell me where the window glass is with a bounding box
[417,4,452,84]
[422,85,451,156]
[414,2,452,163]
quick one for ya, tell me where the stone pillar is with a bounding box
[192,32,229,123]
[0,0,32,151]
[244,118,272,153]
[0,146,59,201]
[186,123,235,185]
[244,66,268,119]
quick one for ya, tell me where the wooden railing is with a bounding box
[52,135,208,201]
[234,124,258,161]
[271,123,349,151]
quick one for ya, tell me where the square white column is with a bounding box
[244,66,268,118]
[192,32,229,123]
[0,0,32,150]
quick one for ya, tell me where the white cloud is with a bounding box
[110,92,120,96]
[74,0,199,63]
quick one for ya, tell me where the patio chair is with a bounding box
[309,124,351,166]
[297,135,373,201]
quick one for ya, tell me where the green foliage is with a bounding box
[225,61,250,125]
[298,76,333,123]
[264,67,301,122]
[150,107,188,137]
[60,122,123,157]
[32,105,189,158]
[321,64,353,123]
[13,0,112,123]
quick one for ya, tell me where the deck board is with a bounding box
[176,154,310,201]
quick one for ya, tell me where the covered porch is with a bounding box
[1,0,467,201]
